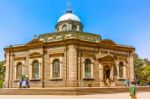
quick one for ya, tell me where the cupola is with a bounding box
[56,2,83,32]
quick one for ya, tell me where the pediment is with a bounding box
[98,55,114,62]
[27,38,43,45]
[29,52,42,58]
[14,57,26,61]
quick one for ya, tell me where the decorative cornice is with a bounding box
[4,37,135,53]
[49,53,64,57]
[14,57,26,61]
[29,52,42,58]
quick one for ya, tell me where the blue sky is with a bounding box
[0,0,150,61]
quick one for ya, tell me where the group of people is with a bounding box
[18,80,30,88]
[124,79,130,86]
[124,79,140,87]
[17,78,137,99]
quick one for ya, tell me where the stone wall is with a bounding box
[4,43,134,88]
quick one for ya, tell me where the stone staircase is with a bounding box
[115,80,125,86]
[0,87,150,95]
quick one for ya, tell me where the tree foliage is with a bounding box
[0,61,5,80]
[134,54,150,85]
[0,61,5,88]
[140,65,150,85]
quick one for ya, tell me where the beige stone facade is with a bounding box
[4,8,135,88]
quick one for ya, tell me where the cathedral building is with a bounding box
[4,7,135,88]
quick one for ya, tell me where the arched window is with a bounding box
[72,25,77,31]
[119,62,124,78]
[32,60,39,79]
[16,62,22,79]
[52,59,60,78]
[85,59,92,78]
[62,24,67,31]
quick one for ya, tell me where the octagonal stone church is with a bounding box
[4,7,135,88]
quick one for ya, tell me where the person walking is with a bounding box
[129,81,137,99]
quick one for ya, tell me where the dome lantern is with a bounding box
[56,1,83,32]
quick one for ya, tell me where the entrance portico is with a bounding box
[98,55,116,86]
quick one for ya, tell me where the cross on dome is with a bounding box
[66,0,72,13]
[57,0,81,23]
[56,0,83,32]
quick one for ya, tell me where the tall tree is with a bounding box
[134,54,150,85]
[0,61,5,88]
[0,61,5,80]
[134,54,144,83]
[140,65,150,85]
[143,58,150,65]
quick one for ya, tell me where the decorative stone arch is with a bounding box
[82,57,94,79]
[14,59,26,80]
[98,55,115,86]
[118,61,126,79]
[50,57,63,79]
[62,24,67,31]
[31,60,40,79]
[72,24,77,31]
[103,65,111,80]
[29,58,41,80]
[15,62,23,80]
[52,59,61,78]
[84,58,92,78]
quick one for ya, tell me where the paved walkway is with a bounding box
[0,92,150,99]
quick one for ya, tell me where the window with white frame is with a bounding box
[16,62,22,79]
[85,59,92,78]
[52,59,60,78]
[32,60,40,79]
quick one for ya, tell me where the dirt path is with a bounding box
[0,92,150,99]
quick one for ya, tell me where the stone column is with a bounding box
[129,54,134,81]
[41,47,45,88]
[123,64,127,79]
[10,52,14,88]
[5,53,10,88]
[99,63,103,86]
[114,60,118,80]
[68,45,77,87]
[110,64,114,81]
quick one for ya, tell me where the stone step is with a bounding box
[0,87,150,95]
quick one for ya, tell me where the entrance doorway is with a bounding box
[104,65,111,86]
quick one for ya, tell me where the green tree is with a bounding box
[143,58,150,66]
[134,54,144,84]
[0,61,5,88]
[134,53,150,85]
[140,65,150,85]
